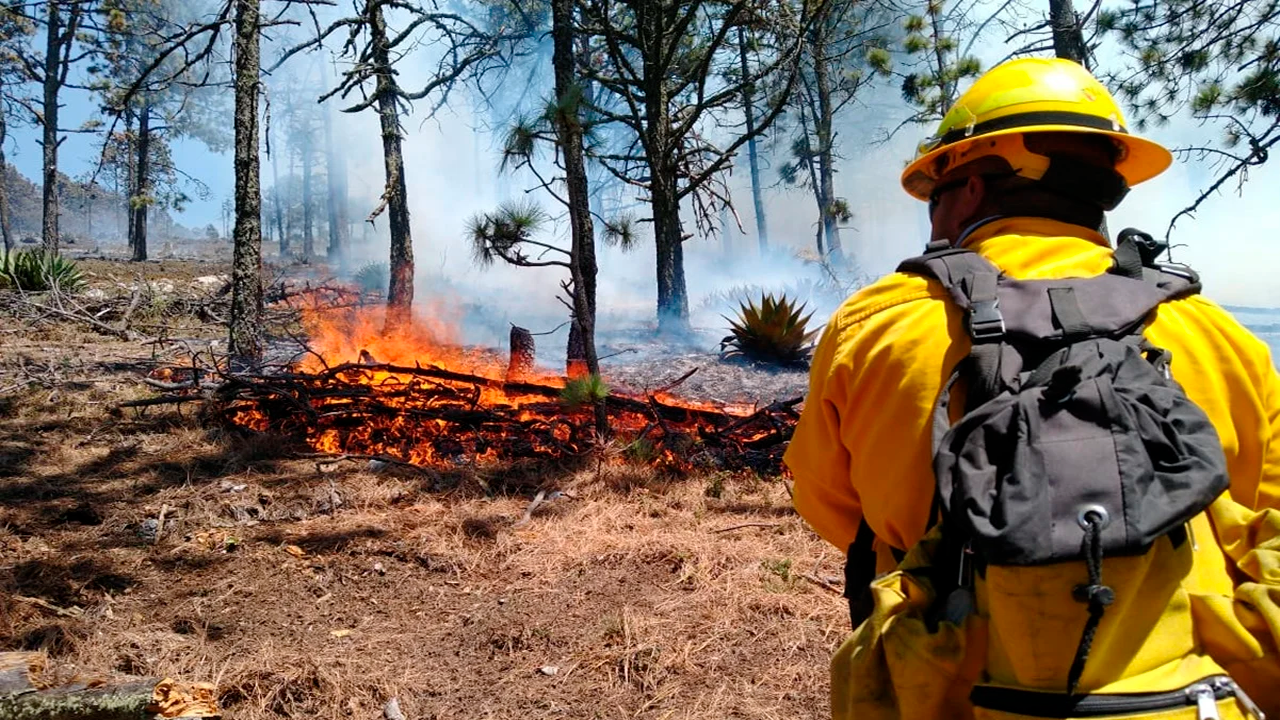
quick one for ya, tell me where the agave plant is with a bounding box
[719,293,819,368]
[0,249,85,293]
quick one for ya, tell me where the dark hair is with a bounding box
[980,132,1125,229]
[980,175,1106,231]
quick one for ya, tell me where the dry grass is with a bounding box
[0,274,848,720]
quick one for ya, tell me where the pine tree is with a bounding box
[1100,0,1280,235]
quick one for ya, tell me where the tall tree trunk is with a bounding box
[0,75,12,253]
[40,0,62,254]
[269,122,286,255]
[650,159,688,335]
[642,6,689,336]
[552,0,606,432]
[323,69,349,264]
[737,26,768,254]
[795,98,824,257]
[130,104,151,262]
[124,113,136,253]
[1049,0,1089,66]
[370,0,414,329]
[811,21,842,263]
[301,133,313,259]
[284,151,295,255]
[229,0,264,361]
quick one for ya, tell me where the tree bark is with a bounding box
[650,161,689,335]
[130,104,150,262]
[1049,0,1089,66]
[0,74,12,253]
[40,0,62,254]
[507,325,535,382]
[810,18,842,263]
[301,130,313,259]
[229,0,264,361]
[123,111,136,253]
[794,100,825,256]
[370,0,414,329]
[640,3,689,335]
[553,0,606,433]
[737,26,767,254]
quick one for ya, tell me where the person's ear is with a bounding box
[958,175,986,217]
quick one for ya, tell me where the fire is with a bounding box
[217,305,797,475]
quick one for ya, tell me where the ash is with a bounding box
[596,327,810,407]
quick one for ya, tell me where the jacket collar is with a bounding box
[957,216,1109,249]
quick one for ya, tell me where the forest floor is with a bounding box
[0,257,846,720]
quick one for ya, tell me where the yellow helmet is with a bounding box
[900,57,1172,204]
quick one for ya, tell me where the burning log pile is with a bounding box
[195,359,800,474]
[127,310,804,475]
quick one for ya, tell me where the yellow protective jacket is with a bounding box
[783,217,1280,714]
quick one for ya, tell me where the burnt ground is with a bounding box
[598,329,810,409]
[0,259,846,720]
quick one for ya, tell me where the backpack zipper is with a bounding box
[1190,683,1220,720]
[1209,677,1265,720]
[970,676,1265,718]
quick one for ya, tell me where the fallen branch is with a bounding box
[801,573,843,595]
[13,596,83,618]
[0,652,220,720]
[712,522,781,534]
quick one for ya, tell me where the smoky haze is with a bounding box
[300,41,1277,365]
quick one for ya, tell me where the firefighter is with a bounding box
[783,57,1280,718]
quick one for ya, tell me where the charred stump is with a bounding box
[507,325,535,382]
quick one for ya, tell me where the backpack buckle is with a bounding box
[968,299,1006,342]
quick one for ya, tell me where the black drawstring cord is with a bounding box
[1067,512,1115,696]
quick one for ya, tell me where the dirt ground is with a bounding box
[0,259,848,720]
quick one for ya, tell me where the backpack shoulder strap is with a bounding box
[898,244,1009,404]
[897,243,1007,343]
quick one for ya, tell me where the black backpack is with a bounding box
[843,228,1231,696]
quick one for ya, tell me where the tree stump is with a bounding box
[507,325,535,382]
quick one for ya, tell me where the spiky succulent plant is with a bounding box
[352,262,389,294]
[0,249,85,292]
[719,293,819,368]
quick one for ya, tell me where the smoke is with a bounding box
[260,4,1279,371]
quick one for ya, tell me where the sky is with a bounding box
[6,2,1280,314]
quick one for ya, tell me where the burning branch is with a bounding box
[124,356,802,477]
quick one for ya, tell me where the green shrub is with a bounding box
[0,249,85,292]
[560,374,610,408]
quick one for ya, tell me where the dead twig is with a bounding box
[712,522,781,534]
[13,596,84,617]
[153,504,169,545]
[801,573,843,595]
[651,367,699,395]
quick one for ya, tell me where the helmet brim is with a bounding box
[899,125,1174,202]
